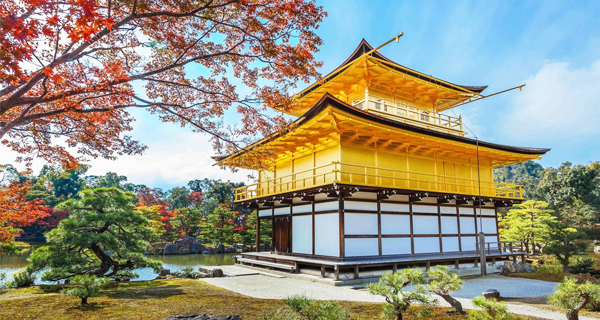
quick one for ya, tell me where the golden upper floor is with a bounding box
[286,40,486,136]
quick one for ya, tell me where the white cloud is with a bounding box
[502,59,600,141]
[0,110,253,189]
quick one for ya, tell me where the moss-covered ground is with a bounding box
[0,279,475,320]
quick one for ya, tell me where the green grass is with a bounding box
[0,279,477,320]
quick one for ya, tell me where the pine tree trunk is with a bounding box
[396,313,402,320]
[562,260,570,273]
[81,297,88,305]
[438,293,464,314]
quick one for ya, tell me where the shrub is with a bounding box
[367,269,435,320]
[263,294,351,320]
[174,266,199,279]
[9,268,35,288]
[467,296,522,320]
[61,275,109,305]
[569,258,598,277]
[426,265,464,313]
[548,277,600,320]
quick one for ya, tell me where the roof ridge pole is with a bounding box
[364,32,404,57]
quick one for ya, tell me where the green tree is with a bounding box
[61,275,109,306]
[28,188,161,281]
[467,297,520,320]
[542,221,587,272]
[367,269,434,320]
[265,294,351,320]
[167,186,191,210]
[548,277,600,320]
[426,266,464,314]
[200,206,236,244]
[494,161,544,200]
[498,200,556,254]
[85,172,130,190]
[243,210,272,246]
[171,207,202,238]
[537,162,600,212]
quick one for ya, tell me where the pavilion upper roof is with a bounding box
[287,39,488,116]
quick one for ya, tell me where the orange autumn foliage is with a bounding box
[0,181,48,246]
[0,0,326,169]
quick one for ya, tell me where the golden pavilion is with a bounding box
[216,38,549,280]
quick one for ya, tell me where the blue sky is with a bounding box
[2,0,600,189]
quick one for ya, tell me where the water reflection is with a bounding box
[0,250,235,284]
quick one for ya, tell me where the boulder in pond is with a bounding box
[216,244,225,253]
[224,246,236,253]
[191,242,205,254]
[164,243,178,255]
[163,314,242,320]
[159,268,171,276]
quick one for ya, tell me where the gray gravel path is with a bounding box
[202,274,599,320]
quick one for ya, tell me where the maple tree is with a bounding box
[0,0,326,169]
[0,167,48,252]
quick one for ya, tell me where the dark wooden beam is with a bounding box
[455,198,469,205]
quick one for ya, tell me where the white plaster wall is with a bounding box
[345,201,377,211]
[344,213,378,235]
[481,208,496,216]
[440,206,457,214]
[414,237,440,254]
[389,194,409,202]
[352,192,378,200]
[315,201,338,212]
[481,217,497,234]
[315,213,339,257]
[412,205,438,214]
[412,215,439,234]
[441,216,458,234]
[345,238,378,257]
[292,204,312,214]
[459,207,474,215]
[380,202,410,212]
[419,197,438,204]
[274,207,289,215]
[381,214,411,234]
[461,236,477,251]
[258,209,271,217]
[442,237,460,252]
[382,238,412,255]
[292,215,312,254]
[459,217,476,234]
[314,194,329,201]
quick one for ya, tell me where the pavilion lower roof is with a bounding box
[215,93,550,169]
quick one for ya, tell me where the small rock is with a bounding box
[164,243,178,255]
[162,314,242,320]
[482,289,500,300]
[503,261,516,273]
[159,268,171,276]
[594,246,600,254]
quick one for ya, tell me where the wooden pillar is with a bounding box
[339,195,345,258]
[377,197,382,256]
[334,265,340,281]
[426,261,431,271]
[321,266,326,278]
[454,259,460,269]
[256,214,261,252]
[354,265,359,279]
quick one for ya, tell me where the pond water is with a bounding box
[0,249,235,284]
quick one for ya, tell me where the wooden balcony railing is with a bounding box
[234,162,523,202]
[352,95,465,136]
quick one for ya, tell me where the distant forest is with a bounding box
[494,161,600,236]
